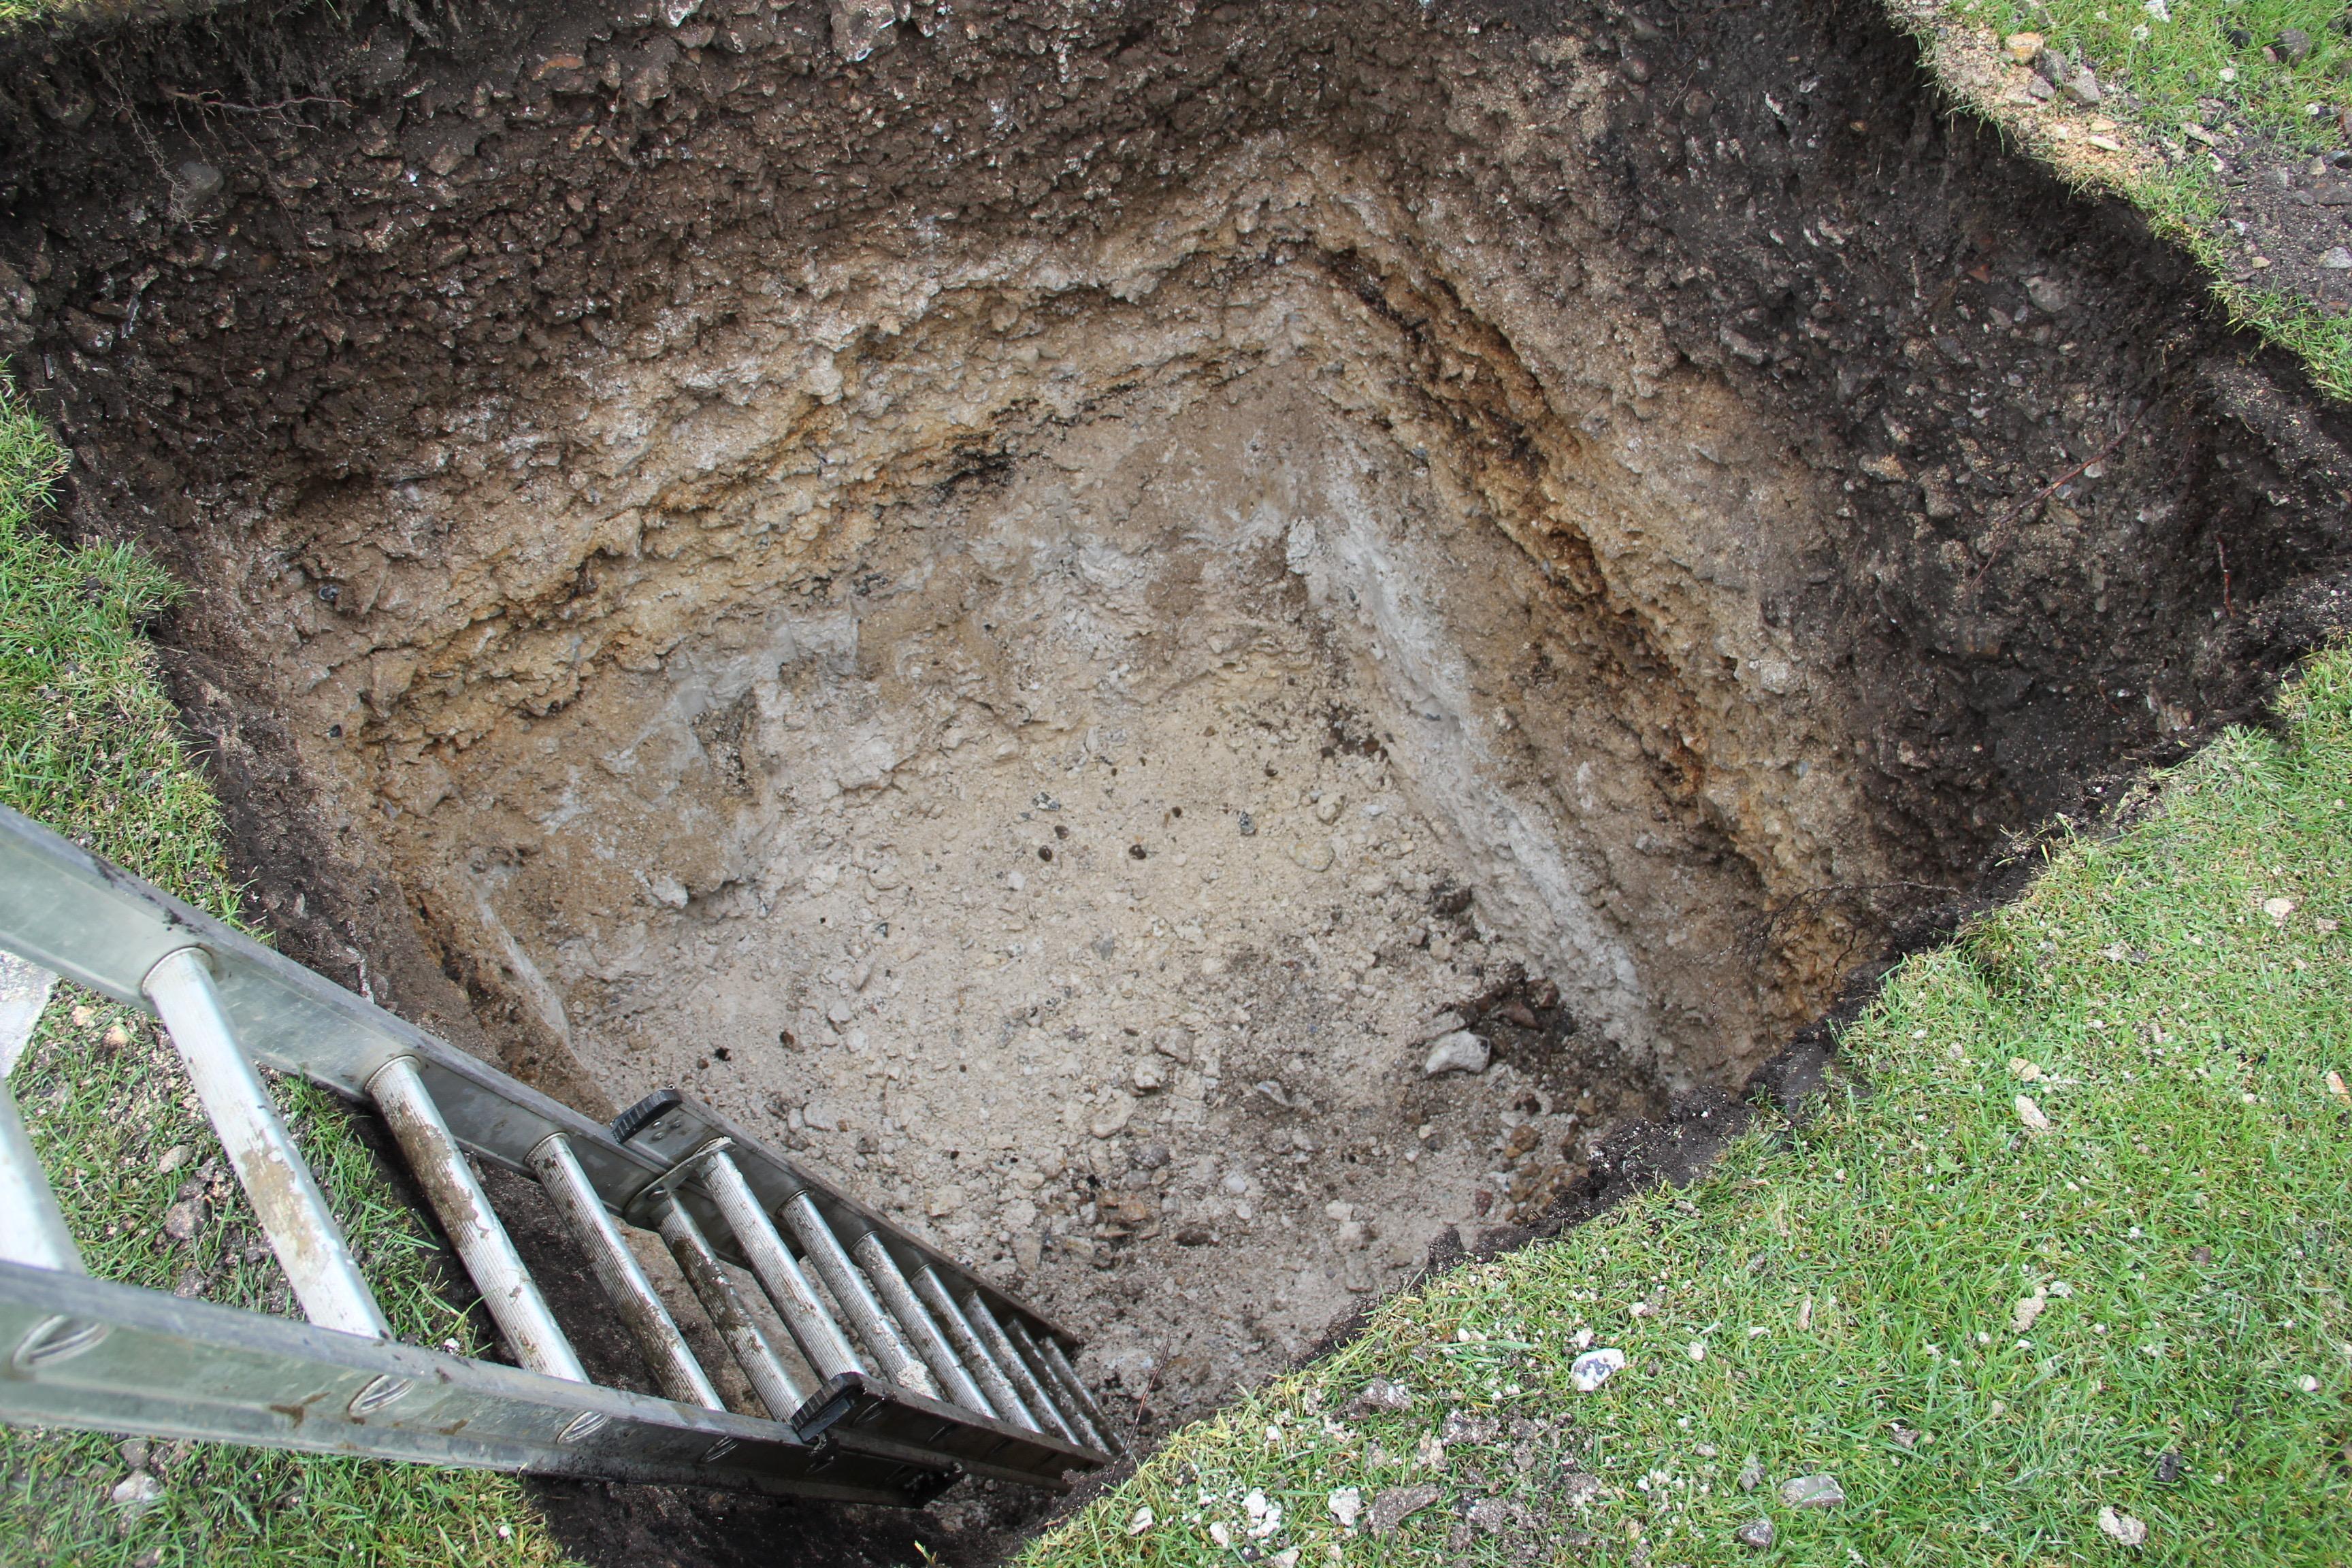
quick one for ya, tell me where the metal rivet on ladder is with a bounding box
[779,1193,939,1401]
[370,1057,587,1384]
[529,1131,723,1411]
[142,948,390,1341]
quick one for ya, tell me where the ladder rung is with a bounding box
[960,1290,1077,1444]
[851,1234,994,1418]
[0,1079,82,1275]
[911,1266,1038,1431]
[779,1191,938,1400]
[142,949,389,1342]
[1004,1316,1107,1452]
[654,1192,813,1419]
[371,1057,586,1383]
[1033,1329,1124,1456]
[528,1132,720,1409]
[698,1151,864,1382]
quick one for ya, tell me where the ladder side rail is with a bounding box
[1002,1315,1107,1452]
[143,949,390,1341]
[0,1260,939,1504]
[960,1290,1077,1444]
[529,1133,725,1411]
[653,1192,814,1420]
[0,805,671,1215]
[778,1192,938,1399]
[851,1233,994,1418]
[370,1058,587,1382]
[909,1263,1038,1431]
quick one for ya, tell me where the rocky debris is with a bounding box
[1735,1517,1776,1550]
[2097,1505,2149,1546]
[108,1441,164,1516]
[2016,1094,2053,1131]
[2277,27,2313,62]
[1327,1487,1362,1529]
[1737,1454,1765,1492]
[1780,1473,1846,1509]
[1349,1377,1414,1416]
[1569,1348,1626,1392]
[1559,1470,1603,1506]
[1367,1484,1441,1536]
[1422,1030,1490,1077]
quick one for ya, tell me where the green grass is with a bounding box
[1024,647,2352,1565]
[1920,0,2352,396]
[0,376,568,1567]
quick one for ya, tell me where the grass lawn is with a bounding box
[1024,649,2352,1565]
[0,378,567,1566]
[1908,0,2352,396]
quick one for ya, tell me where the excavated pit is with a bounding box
[8,0,2352,1556]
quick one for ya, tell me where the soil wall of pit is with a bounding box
[3,0,2351,1559]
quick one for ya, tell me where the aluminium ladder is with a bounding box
[0,802,1120,1503]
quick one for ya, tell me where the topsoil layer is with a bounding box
[4,0,2351,1561]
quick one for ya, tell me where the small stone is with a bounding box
[102,1022,133,1049]
[110,1469,164,1512]
[63,309,114,355]
[1314,794,1347,824]
[1569,1348,1626,1392]
[1174,1223,1215,1246]
[2015,1094,2052,1131]
[118,1438,150,1469]
[1779,1473,1846,1509]
[1737,1454,1765,1492]
[2063,67,2103,105]
[2097,1505,2149,1546]
[1090,1094,1136,1139]
[2004,30,2044,61]
[1154,1026,1194,1064]
[1465,1496,1516,1534]
[2024,276,2070,314]
[2153,1450,2183,1484]
[2027,74,2058,101]
[1350,1377,1414,1414]
[2279,27,2313,61]
[1130,1058,1166,1093]
[2014,1289,2048,1332]
[1237,811,1256,836]
[157,1144,192,1174]
[161,1199,203,1243]
[828,0,897,60]
[1560,1470,1603,1505]
[1126,1507,1154,1535]
[1367,1483,1441,1535]
[1422,1030,1490,1077]
[1889,1423,1921,1450]
[1735,1517,1776,1550]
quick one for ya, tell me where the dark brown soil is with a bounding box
[4,0,2352,1562]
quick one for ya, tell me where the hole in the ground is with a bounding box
[13,0,2352,1558]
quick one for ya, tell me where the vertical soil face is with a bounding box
[5,0,2352,1555]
